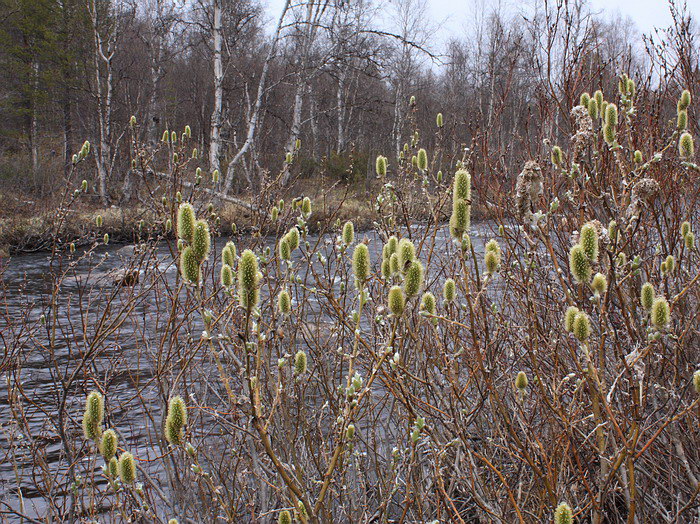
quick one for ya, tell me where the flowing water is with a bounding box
[0,223,496,520]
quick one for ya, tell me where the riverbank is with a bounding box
[0,185,494,256]
[0,191,371,255]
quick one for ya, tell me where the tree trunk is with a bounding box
[336,67,347,153]
[30,60,40,185]
[63,86,73,179]
[281,76,304,186]
[209,0,223,179]
[222,0,291,194]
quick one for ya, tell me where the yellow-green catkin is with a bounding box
[551,146,564,166]
[681,221,691,238]
[693,370,700,395]
[515,371,528,391]
[443,278,456,303]
[118,451,136,484]
[677,109,688,130]
[603,103,618,146]
[180,247,200,284]
[587,97,599,120]
[685,231,695,250]
[100,429,118,462]
[554,502,573,524]
[96,215,103,227]
[108,457,118,478]
[82,391,104,440]
[573,311,591,342]
[594,89,603,109]
[376,155,387,176]
[651,296,670,330]
[397,238,415,271]
[222,241,236,267]
[286,227,300,251]
[352,243,370,288]
[301,197,312,217]
[634,150,643,163]
[165,396,188,446]
[389,252,400,275]
[449,170,471,240]
[192,220,211,262]
[580,223,599,262]
[436,113,444,128]
[381,257,391,278]
[603,122,616,145]
[484,250,499,275]
[177,203,195,243]
[417,148,428,170]
[591,273,607,295]
[278,236,291,261]
[569,245,591,283]
[678,89,691,111]
[238,249,260,311]
[294,350,308,375]
[484,239,501,275]
[342,221,355,245]
[580,92,590,107]
[278,510,292,524]
[420,292,436,318]
[663,254,675,274]
[605,103,618,127]
[388,285,405,316]
[220,264,234,287]
[278,289,291,315]
[404,260,424,298]
[679,132,694,160]
[640,282,654,310]
[564,306,579,333]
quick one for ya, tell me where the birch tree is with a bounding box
[221,0,291,194]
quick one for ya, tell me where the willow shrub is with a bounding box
[2,80,699,523]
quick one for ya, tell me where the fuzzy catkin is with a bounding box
[278,289,291,315]
[651,296,670,330]
[397,239,415,271]
[177,203,195,243]
[569,245,591,283]
[640,283,655,310]
[443,278,456,303]
[294,350,308,375]
[342,221,355,245]
[564,306,579,333]
[515,371,528,391]
[404,260,424,298]
[100,429,118,462]
[192,220,211,262]
[679,132,694,160]
[554,502,573,524]
[580,223,599,262]
[591,273,607,295]
[388,286,405,316]
[573,311,591,342]
[118,452,136,484]
[221,264,234,287]
[352,243,370,288]
[238,250,260,311]
[180,247,200,284]
[420,292,436,316]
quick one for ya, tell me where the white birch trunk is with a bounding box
[222,0,291,194]
[209,0,223,177]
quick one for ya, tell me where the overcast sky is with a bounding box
[263,0,688,52]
